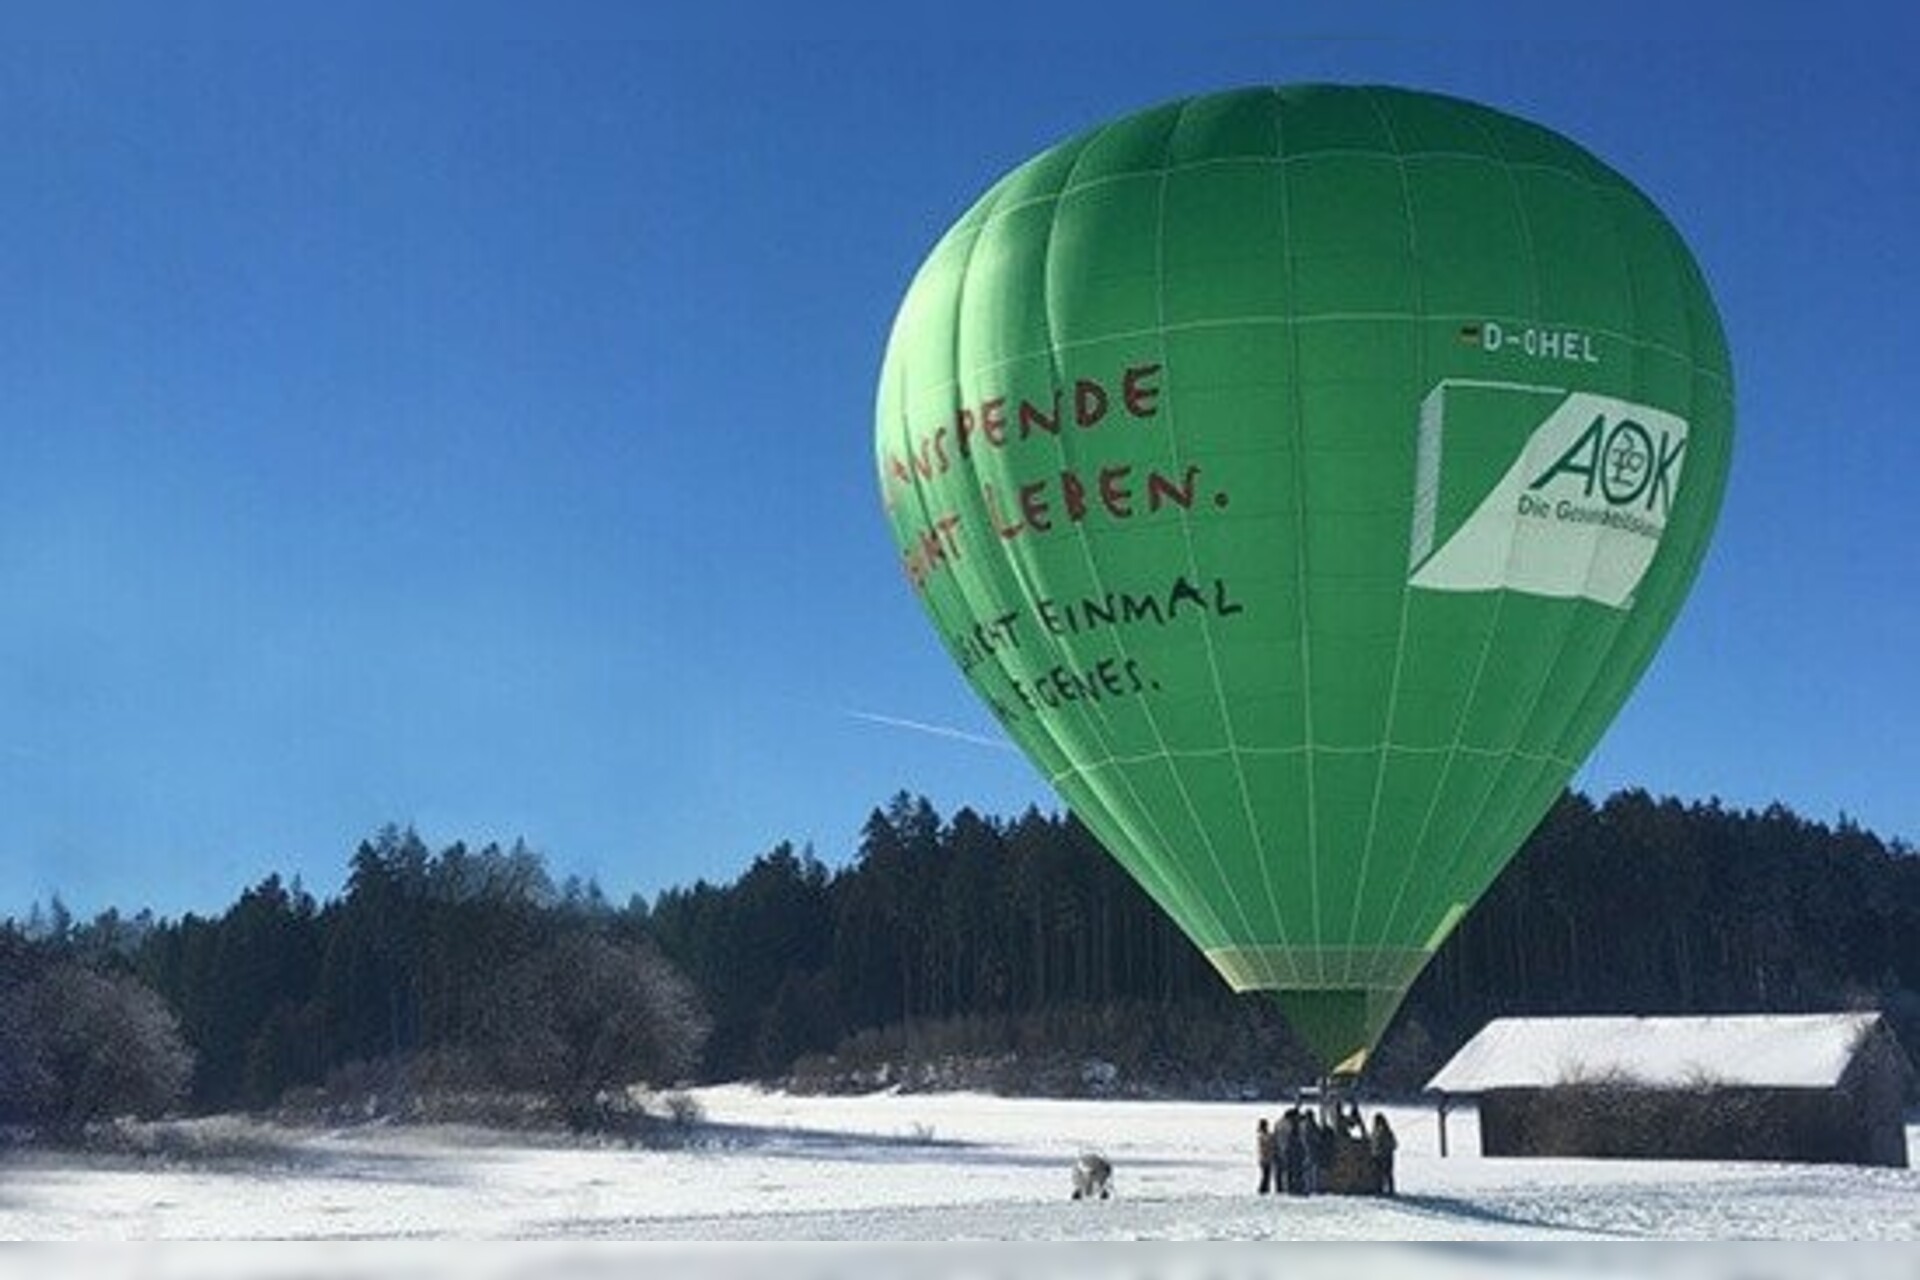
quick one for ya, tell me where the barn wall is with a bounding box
[1840,1026,1914,1168]
[1478,1083,1905,1166]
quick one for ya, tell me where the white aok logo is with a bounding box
[1527,412,1686,515]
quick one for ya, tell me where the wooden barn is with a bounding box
[1425,1013,1912,1167]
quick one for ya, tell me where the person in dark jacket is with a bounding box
[1300,1110,1325,1195]
[1256,1118,1277,1194]
[1279,1108,1307,1196]
[1370,1113,1398,1197]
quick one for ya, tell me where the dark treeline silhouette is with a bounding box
[2,826,706,1131]
[648,789,1920,1092]
[2,790,1916,1122]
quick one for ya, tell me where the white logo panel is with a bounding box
[1409,381,1689,610]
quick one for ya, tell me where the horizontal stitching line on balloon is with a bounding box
[908,318,1727,392]
[972,152,1631,225]
[1052,743,1578,776]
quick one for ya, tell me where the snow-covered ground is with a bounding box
[2,1086,1915,1259]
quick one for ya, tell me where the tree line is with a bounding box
[2,789,1915,1134]
[1,829,706,1134]
[645,789,1920,1091]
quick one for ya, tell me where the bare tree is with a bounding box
[0,976,48,1126]
[3,962,193,1136]
[487,933,709,1129]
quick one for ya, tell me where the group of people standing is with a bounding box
[1256,1101,1396,1197]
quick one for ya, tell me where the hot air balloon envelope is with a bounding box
[875,85,1732,1068]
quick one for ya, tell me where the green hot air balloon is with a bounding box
[874,86,1732,1070]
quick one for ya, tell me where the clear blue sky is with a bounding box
[3,35,1914,920]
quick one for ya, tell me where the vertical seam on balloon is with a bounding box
[1407,124,1619,961]
[1340,85,1424,992]
[1036,109,1251,957]
[1143,90,1301,985]
[1122,93,1278,965]
[1188,92,1300,984]
[1223,88,1312,989]
[1272,86,1325,988]
[1365,103,1540,973]
[882,224,1013,783]
[1473,181,1659,885]
[1543,207,1696,791]
[1394,113,1547,956]
[1565,185,1648,800]
[945,169,1071,725]
[1453,503,1590,914]
[1542,207,1725,823]
[918,181,1046,780]
[906,170,1126,844]
[1028,125,1216,939]
[1663,238,1734,695]
[1528,186,1635,782]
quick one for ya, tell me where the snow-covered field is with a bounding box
[2,1085,1915,1268]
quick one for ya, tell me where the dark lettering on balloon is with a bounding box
[1145,465,1200,512]
[1074,379,1109,427]
[1018,391,1061,437]
[885,360,1229,591]
[950,610,1023,675]
[899,513,965,591]
[1060,469,1088,523]
[1122,362,1162,417]
[882,360,1166,494]
[1038,576,1244,636]
[1019,478,1052,533]
[983,463,1208,543]
[981,397,1008,447]
[974,575,1246,722]
[1008,657,1153,713]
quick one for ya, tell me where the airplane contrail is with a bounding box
[844,709,1014,752]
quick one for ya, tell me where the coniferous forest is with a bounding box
[2,789,1917,1134]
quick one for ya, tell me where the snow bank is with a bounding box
[1,1086,1915,1248]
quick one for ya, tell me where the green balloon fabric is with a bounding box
[874,86,1732,1069]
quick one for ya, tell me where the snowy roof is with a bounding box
[1425,1013,1885,1094]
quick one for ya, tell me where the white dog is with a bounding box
[1070,1152,1113,1200]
